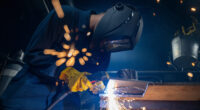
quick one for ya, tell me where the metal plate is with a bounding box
[101,79,148,97]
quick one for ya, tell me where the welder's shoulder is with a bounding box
[47,5,78,21]
[63,5,93,32]
[62,5,78,13]
[47,5,83,27]
[59,5,91,28]
[62,6,79,23]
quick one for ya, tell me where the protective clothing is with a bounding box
[59,67,105,94]
[59,67,92,92]
[0,6,94,110]
[93,3,143,52]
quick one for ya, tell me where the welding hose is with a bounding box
[47,91,72,110]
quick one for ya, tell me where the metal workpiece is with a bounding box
[102,79,148,97]
[100,79,200,110]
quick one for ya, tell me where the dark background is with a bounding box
[0,0,200,71]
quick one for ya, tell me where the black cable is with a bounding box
[43,0,50,13]
[47,91,72,110]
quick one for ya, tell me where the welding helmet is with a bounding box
[92,3,143,52]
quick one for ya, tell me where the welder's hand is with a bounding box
[59,67,92,92]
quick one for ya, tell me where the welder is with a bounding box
[0,3,143,110]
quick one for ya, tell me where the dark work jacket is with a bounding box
[0,6,94,110]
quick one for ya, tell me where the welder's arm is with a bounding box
[24,6,89,68]
[24,10,61,68]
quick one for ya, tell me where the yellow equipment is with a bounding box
[59,67,105,93]
[59,67,93,92]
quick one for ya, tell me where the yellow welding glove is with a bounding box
[59,67,92,92]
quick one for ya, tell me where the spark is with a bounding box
[64,25,70,33]
[57,51,67,58]
[66,56,75,67]
[106,80,120,110]
[82,48,87,53]
[86,32,91,36]
[43,49,56,55]
[128,103,133,109]
[56,58,66,66]
[64,33,71,41]
[43,49,59,56]
[187,72,193,78]
[43,22,96,67]
[86,52,92,57]
[141,106,147,110]
[191,62,195,67]
[72,50,80,56]
[79,58,85,65]
[44,45,93,67]
[83,56,88,61]
[63,44,70,50]
[68,48,75,57]
[55,81,59,86]
[51,0,64,18]
[156,0,160,4]
[191,7,197,12]
[166,61,172,65]
[180,0,183,4]
[96,62,99,66]
[50,0,99,67]
[51,51,58,56]
[153,12,156,16]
